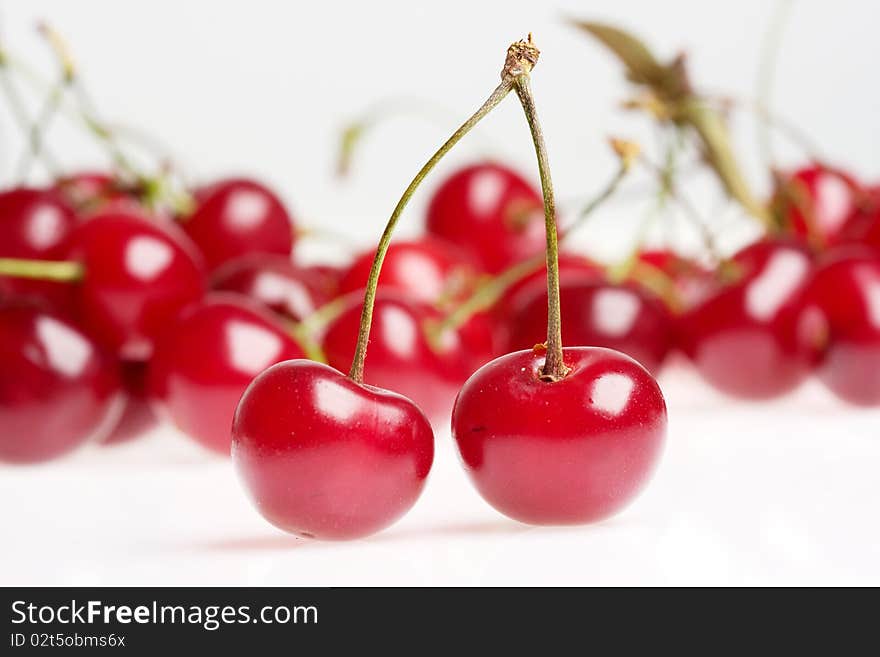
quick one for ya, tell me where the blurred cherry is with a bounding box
[0,187,78,313]
[505,278,674,374]
[452,347,666,525]
[322,292,492,424]
[65,210,207,360]
[300,263,346,298]
[53,171,136,215]
[338,238,481,307]
[0,302,123,464]
[679,238,815,399]
[232,359,434,540]
[149,293,305,454]
[182,178,295,270]
[635,248,716,311]
[211,254,329,322]
[799,250,880,406]
[426,162,545,273]
[770,164,861,245]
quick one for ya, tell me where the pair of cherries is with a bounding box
[231,160,668,539]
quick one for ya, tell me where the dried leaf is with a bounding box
[570,21,667,87]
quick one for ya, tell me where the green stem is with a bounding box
[347,77,515,382]
[513,72,568,381]
[0,258,83,282]
[347,36,542,383]
[16,73,70,181]
[756,0,794,172]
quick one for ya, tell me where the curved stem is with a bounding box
[513,74,568,381]
[0,257,83,282]
[347,78,515,382]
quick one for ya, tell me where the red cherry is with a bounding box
[452,347,666,525]
[0,303,122,463]
[799,250,880,406]
[679,238,815,399]
[65,210,207,360]
[635,248,716,311]
[150,293,306,454]
[232,359,434,540]
[322,292,491,424]
[504,278,674,374]
[52,171,136,215]
[102,361,157,445]
[338,238,481,306]
[211,254,329,322]
[836,185,880,252]
[426,162,545,273]
[300,263,345,298]
[770,164,861,244]
[182,178,295,270]
[0,187,78,313]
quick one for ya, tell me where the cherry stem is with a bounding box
[0,48,60,175]
[510,51,568,381]
[0,257,83,282]
[16,24,75,181]
[433,147,633,337]
[346,37,540,383]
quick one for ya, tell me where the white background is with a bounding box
[1,0,879,586]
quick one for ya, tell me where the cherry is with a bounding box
[770,164,861,245]
[679,238,815,399]
[635,248,716,311]
[211,254,329,322]
[452,347,666,524]
[102,361,157,445]
[53,171,135,215]
[322,292,492,424]
[836,185,880,252]
[150,293,306,454]
[65,210,207,360]
[300,263,345,298]
[799,250,880,406]
[426,162,546,273]
[0,302,122,464]
[182,178,296,271]
[338,238,481,307]
[232,359,434,540]
[504,278,674,374]
[0,187,78,313]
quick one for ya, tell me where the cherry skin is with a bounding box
[102,361,158,445]
[232,359,434,540]
[211,254,330,322]
[799,250,880,406]
[504,278,675,374]
[65,210,207,360]
[182,178,296,271]
[150,293,306,454]
[678,238,815,399]
[426,162,545,273]
[836,185,880,252]
[0,302,123,464]
[770,164,861,245]
[300,263,345,298]
[321,292,493,425]
[452,347,666,525]
[338,238,481,307]
[0,187,78,313]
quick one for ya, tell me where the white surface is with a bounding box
[2,366,879,587]
[1,1,879,586]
